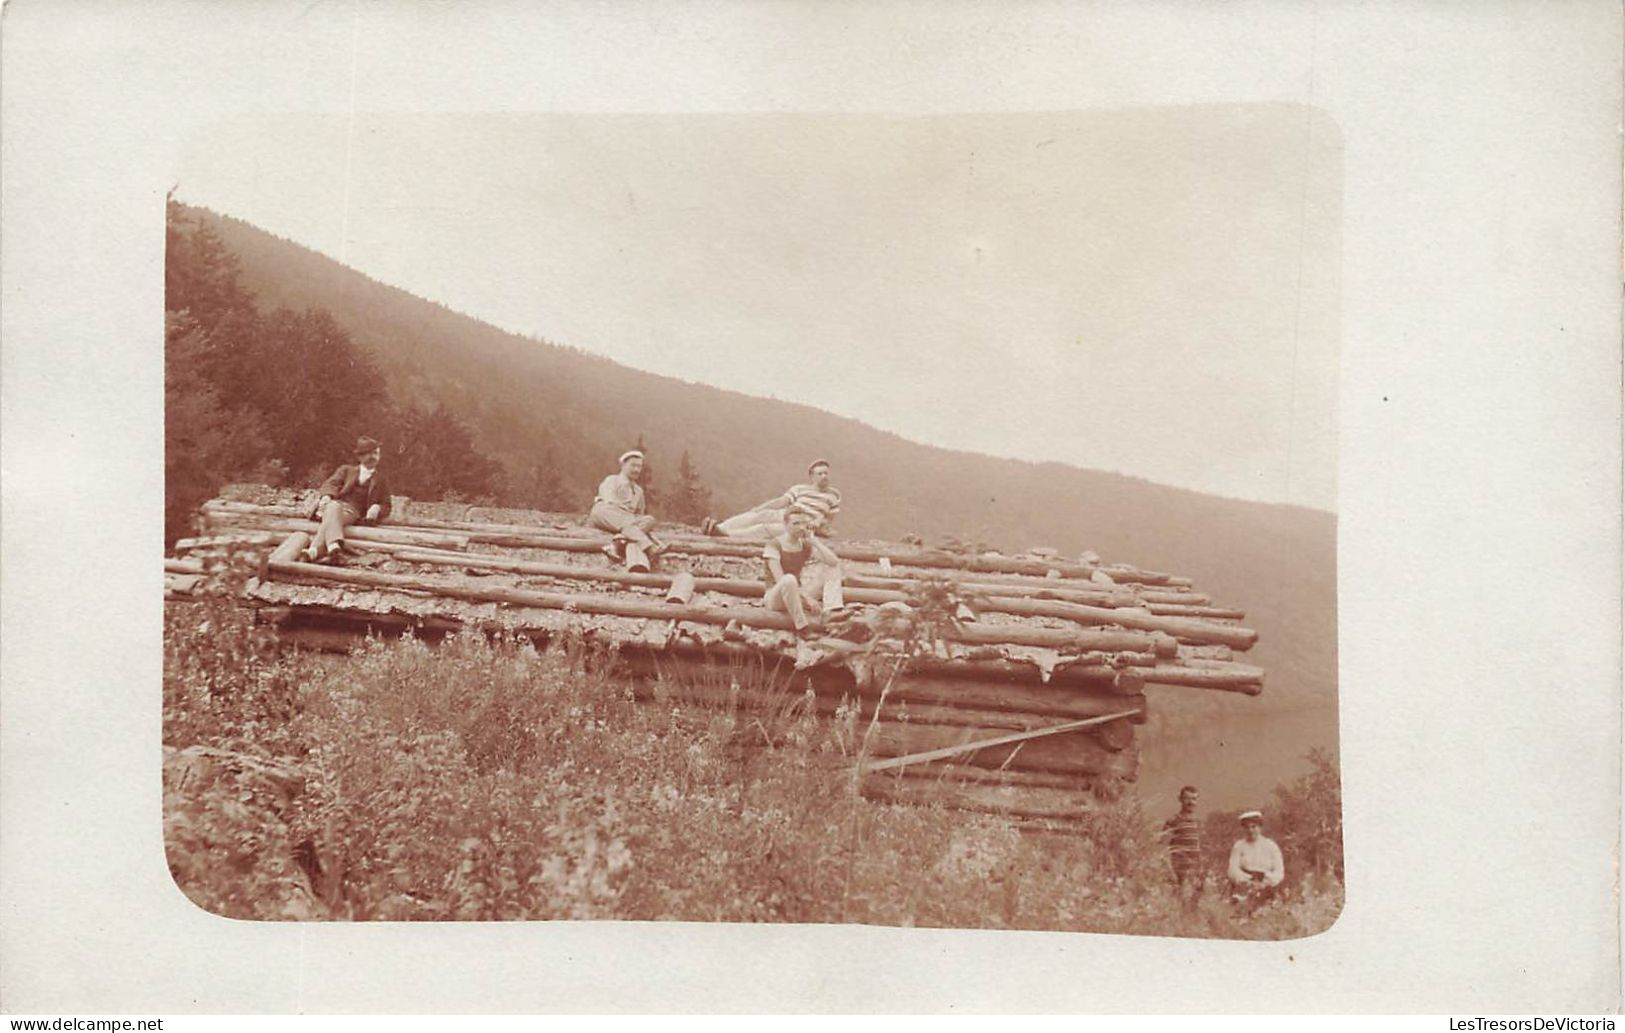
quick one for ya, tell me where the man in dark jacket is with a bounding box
[303,436,392,562]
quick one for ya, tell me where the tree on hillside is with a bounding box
[513,446,576,513]
[1269,748,1343,881]
[386,403,504,503]
[210,307,392,481]
[164,313,274,544]
[665,450,714,525]
[631,432,659,510]
[165,199,256,328]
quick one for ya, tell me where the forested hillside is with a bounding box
[165,202,1336,715]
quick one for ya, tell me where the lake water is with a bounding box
[1135,704,1340,815]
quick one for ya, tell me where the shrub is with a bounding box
[163,614,1343,937]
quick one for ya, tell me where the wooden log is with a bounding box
[203,511,471,551]
[269,532,310,565]
[672,678,1143,741]
[1138,590,1212,605]
[1145,603,1247,619]
[854,556,1176,587]
[855,717,1139,779]
[164,558,205,575]
[1143,662,1265,693]
[264,560,1168,654]
[664,571,697,605]
[623,641,1157,693]
[852,674,1147,723]
[964,596,1254,650]
[164,573,203,595]
[1178,644,1236,661]
[1090,717,1137,752]
[1112,668,1147,695]
[729,743,1096,824]
[842,571,1138,607]
[174,532,281,554]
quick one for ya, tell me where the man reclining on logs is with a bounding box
[701,458,842,539]
[762,510,847,638]
[588,449,666,573]
[303,435,391,563]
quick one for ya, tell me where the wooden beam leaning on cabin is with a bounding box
[858,708,1143,777]
[666,679,1140,748]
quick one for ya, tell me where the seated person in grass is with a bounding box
[761,510,846,637]
[588,449,665,573]
[702,458,841,539]
[1227,809,1285,907]
[304,436,391,563]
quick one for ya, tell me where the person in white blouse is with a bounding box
[1227,810,1285,907]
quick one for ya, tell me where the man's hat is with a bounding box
[618,449,645,465]
[1238,810,1264,824]
[808,458,831,474]
[354,436,381,459]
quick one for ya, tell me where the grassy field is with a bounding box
[163,595,1342,938]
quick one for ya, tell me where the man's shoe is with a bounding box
[699,517,717,536]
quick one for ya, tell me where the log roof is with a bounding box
[176,484,1264,697]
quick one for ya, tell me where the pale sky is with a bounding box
[176,107,1338,510]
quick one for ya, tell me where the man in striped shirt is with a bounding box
[1162,785,1204,911]
[701,459,842,539]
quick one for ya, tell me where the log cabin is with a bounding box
[166,484,1264,833]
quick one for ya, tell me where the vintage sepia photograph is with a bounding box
[4,0,1620,1016]
[160,109,1342,939]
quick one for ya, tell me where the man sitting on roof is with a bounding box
[702,458,842,539]
[588,449,664,573]
[303,436,391,563]
[762,510,846,638]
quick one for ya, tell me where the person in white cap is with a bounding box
[1227,810,1285,905]
[701,459,842,539]
[588,449,664,572]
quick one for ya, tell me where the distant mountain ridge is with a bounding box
[185,204,1337,716]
